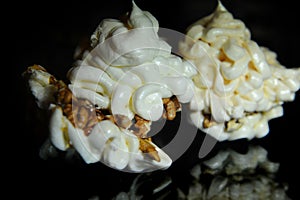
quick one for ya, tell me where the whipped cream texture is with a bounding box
[25,2,197,172]
[69,2,195,122]
[24,1,300,173]
[180,1,300,141]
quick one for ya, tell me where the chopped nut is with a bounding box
[72,99,102,135]
[203,114,216,128]
[75,106,89,129]
[84,115,99,135]
[63,103,73,116]
[165,100,176,120]
[49,75,57,84]
[96,109,105,121]
[56,86,103,136]
[162,96,181,120]
[139,138,160,162]
[162,98,170,104]
[53,80,68,90]
[130,115,151,138]
[225,119,242,132]
[63,104,75,124]
[57,88,73,105]
[30,64,47,72]
[170,96,181,111]
[104,115,115,123]
[114,114,132,129]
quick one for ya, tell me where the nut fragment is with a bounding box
[225,119,242,132]
[57,87,73,106]
[165,100,176,120]
[95,109,105,121]
[130,115,151,138]
[162,96,181,120]
[114,114,132,129]
[28,64,47,72]
[51,77,101,136]
[76,105,90,129]
[104,115,115,123]
[203,114,216,128]
[139,138,160,162]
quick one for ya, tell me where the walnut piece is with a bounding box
[139,138,160,162]
[162,96,181,120]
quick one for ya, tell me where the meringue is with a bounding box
[70,2,196,122]
[23,0,300,172]
[23,2,196,172]
[180,1,300,141]
[64,2,198,171]
[24,64,174,172]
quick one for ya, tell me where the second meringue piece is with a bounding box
[180,2,300,141]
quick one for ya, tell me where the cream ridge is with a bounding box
[25,2,197,172]
[180,1,300,141]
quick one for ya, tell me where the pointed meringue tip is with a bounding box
[131,0,141,13]
[217,0,227,12]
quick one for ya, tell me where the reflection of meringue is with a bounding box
[108,145,291,200]
[180,1,300,141]
[184,146,291,200]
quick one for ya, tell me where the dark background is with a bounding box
[13,0,299,199]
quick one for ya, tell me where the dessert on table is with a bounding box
[23,1,300,172]
[180,1,300,141]
[23,2,196,172]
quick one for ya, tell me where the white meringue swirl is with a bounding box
[180,1,300,141]
[65,2,196,171]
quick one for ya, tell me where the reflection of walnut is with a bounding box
[163,96,181,120]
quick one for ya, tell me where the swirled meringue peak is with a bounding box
[35,2,197,172]
[180,1,300,141]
